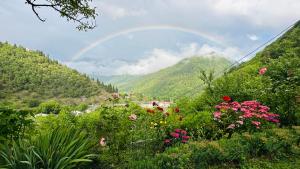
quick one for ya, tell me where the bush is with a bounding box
[38,100,61,114]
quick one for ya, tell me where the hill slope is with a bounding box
[0,42,111,106]
[100,56,231,99]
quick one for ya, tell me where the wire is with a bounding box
[180,20,298,98]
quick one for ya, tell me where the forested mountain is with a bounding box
[0,42,113,106]
[99,56,231,99]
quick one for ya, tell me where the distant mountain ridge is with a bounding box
[99,55,231,99]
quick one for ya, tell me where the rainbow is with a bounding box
[71,25,228,61]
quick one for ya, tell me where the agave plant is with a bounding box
[0,127,97,169]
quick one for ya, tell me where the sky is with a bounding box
[0,0,300,76]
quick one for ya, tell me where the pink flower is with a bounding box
[182,135,190,140]
[99,137,106,146]
[181,139,188,143]
[251,121,261,127]
[181,130,187,135]
[128,114,137,121]
[164,139,171,144]
[170,132,180,138]
[175,129,181,133]
[236,120,244,125]
[259,67,267,75]
[213,111,222,119]
[227,124,235,129]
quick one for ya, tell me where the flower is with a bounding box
[259,67,267,75]
[181,139,188,143]
[146,108,155,114]
[164,139,171,144]
[128,114,137,121]
[99,137,106,146]
[236,120,244,125]
[251,121,261,128]
[175,129,181,133]
[157,106,164,112]
[213,111,222,119]
[179,115,183,121]
[223,96,231,102]
[182,135,190,140]
[174,107,180,113]
[170,132,180,138]
[112,93,119,99]
[181,130,187,135]
[227,124,236,129]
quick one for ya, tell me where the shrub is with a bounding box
[38,100,61,114]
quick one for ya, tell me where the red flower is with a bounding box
[259,67,267,75]
[174,107,180,113]
[146,108,155,114]
[222,96,231,102]
[157,106,164,112]
[164,112,170,116]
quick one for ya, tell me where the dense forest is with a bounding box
[100,56,231,100]
[0,42,117,107]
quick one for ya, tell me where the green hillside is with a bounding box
[100,56,231,100]
[0,42,112,107]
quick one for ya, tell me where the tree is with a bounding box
[25,0,97,31]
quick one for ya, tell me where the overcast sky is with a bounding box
[0,0,299,75]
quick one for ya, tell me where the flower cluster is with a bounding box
[164,129,190,145]
[213,96,279,131]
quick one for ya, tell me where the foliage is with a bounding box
[0,107,33,142]
[37,100,61,114]
[25,0,97,31]
[0,42,110,107]
[0,127,96,169]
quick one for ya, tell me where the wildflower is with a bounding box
[213,111,222,119]
[175,129,181,133]
[170,132,180,138]
[236,120,244,125]
[182,135,190,140]
[259,67,267,75]
[223,96,231,102]
[152,102,158,106]
[128,114,137,121]
[251,121,261,128]
[112,93,119,99]
[174,107,180,113]
[99,137,106,146]
[164,139,171,144]
[157,106,164,112]
[181,130,187,135]
[227,124,235,129]
[146,108,155,114]
[181,139,188,143]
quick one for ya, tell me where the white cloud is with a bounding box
[96,2,147,20]
[115,43,241,75]
[211,0,300,27]
[247,34,259,41]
